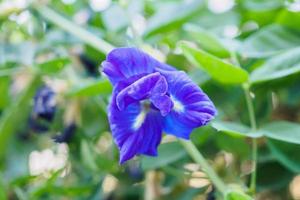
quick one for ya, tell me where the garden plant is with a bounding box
[1,0,300,199]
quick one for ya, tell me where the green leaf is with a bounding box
[80,140,98,171]
[196,10,240,30]
[14,187,28,200]
[267,139,300,173]
[259,121,300,144]
[184,24,230,58]
[241,0,284,11]
[0,77,9,110]
[0,5,23,22]
[68,79,112,97]
[36,6,114,54]
[257,161,293,190]
[141,142,186,170]
[212,121,261,138]
[225,191,253,200]
[240,25,300,58]
[102,4,128,32]
[30,184,92,199]
[0,42,36,65]
[37,57,70,74]
[0,75,41,160]
[216,134,251,159]
[0,173,7,200]
[180,42,249,84]
[276,9,300,31]
[81,99,108,136]
[250,47,300,83]
[102,1,142,32]
[144,0,204,37]
[95,154,118,173]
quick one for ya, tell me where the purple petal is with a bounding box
[108,89,163,164]
[150,95,173,116]
[136,112,163,156]
[116,72,173,115]
[162,71,217,139]
[102,47,175,85]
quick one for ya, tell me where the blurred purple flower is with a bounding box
[102,48,217,164]
[53,123,77,143]
[27,86,56,134]
[33,86,56,122]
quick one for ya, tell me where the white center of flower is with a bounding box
[132,100,150,130]
[171,95,184,112]
[133,110,147,130]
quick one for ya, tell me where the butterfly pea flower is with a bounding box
[102,47,217,164]
[33,86,56,122]
[29,86,56,133]
[53,123,77,144]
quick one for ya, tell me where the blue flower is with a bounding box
[33,86,56,122]
[29,86,56,134]
[53,123,77,143]
[102,47,217,164]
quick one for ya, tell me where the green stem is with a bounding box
[243,83,257,194]
[231,51,258,195]
[180,140,226,195]
[34,6,114,54]
[243,84,257,130]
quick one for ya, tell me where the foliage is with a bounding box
[1,0,300,199]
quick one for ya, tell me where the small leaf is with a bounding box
[0,174,6,200]
[257,161,293,190]
[80,140,98,171]
[276,9,300,31]
[68,79,112,97]
[239,25,300,58]
[37,6,114,54]
[0,42,36,65]
[225,190,253,200]
[250,47,300,83]
[144,0,204,37]
[0,77,9,110]
[259,121,300,144]
[184,24,230,58]
[102,4,128,32]
[37,57,70,74]
[141,142,186,170]
[0,75,41,160]
[242,0,284,11]
[180,42,249,84]
[212,121,261,138]
[216,134,251,158]
[267,139,300,173]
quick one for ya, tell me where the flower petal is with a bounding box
[108,89,163,164]
[102,47,175,85]
[116,72,173,115]
[162,71,217,139]
[136,112,163,156]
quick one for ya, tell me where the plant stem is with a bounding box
[243,83,257,194]
[35,6,114,54]
[231,51,258,195]
[243,84,257,130]
[180,140,226,195]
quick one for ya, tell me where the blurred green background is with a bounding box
[1,0,300,199]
